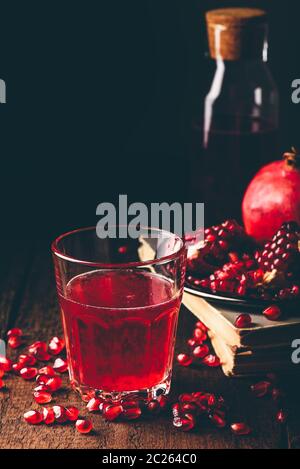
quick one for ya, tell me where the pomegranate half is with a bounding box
[242,148,300,242]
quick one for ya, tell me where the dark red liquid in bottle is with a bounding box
[59,270,181,392]
[190,115,278,224]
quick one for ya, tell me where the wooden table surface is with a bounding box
[0,241,300,450]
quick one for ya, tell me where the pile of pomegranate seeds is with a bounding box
[187,220,300,309]
[85,395,167,423]
[176,320,220,369]
[0,324,289,438]
[171,391,251,434]
[250,377,288,426]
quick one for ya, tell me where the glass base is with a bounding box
[71,373,172,404]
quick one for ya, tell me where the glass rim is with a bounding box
[51,225,186,268]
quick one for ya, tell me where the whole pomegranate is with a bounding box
[242,148,300,242]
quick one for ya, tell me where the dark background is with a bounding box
[1,0,300,240]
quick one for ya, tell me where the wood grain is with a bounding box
[0,243,293,449]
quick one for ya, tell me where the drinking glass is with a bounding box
[52,226,186,403]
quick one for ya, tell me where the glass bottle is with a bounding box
[189,8,279,224]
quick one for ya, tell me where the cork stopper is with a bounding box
[206,8,268,61]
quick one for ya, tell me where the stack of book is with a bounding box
[183,292,300,376]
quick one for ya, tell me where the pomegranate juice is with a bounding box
[189,116,278,224]
[59,270,181,393]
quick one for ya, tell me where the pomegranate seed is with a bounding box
[263,305,282,321]
[0,378,4,389]
[18,354,36,366]
[28,341,48,356]
[177,353,193,367]
[194,328,206,341]
[120,399,139,409]
[24,410,43,425]
[209,412,226,428]
[173,413,195,432]
[231,422,251,435]
[192,391,204,399]
[234,313,252,329]
[66,406,79,421]
[207,393,217,407]
[28,341,51,361]
[157,395,168,410]
[87,397,102,412]
[206,234,216,242]
[42,407,55,424]
[7,328,23,337]
[202,354,220,367]
[36,374,49,385]
[99,401,110,414]
[48,336,65,355]
[193,278,203,287]
[46,375,62,391]
[53,405,68,423]
[172,403,181,418]
[147,400,160,414]
[0,369,4,378]
[81,390,96,402]
[103,404,123,421]
[53,358,68,373]
[38,366,55,376]
[250,381,272,398]
[76,419,93,434]
[118,245,128,254]
[20,367,38,380]
[193,344,209,359]
[195,321,208,332]
[8,336,22,349]
[34,384,51,393]
[291,285,300,297]
[237,285,246,296]
[271,387,284,402]
[38,350,52,361]
[276,409,288,424]
[179,393,194,403]
[12,362,23,374]
[187,338,198,348]
[123,406,142,420]
[33,391,52,404]
[198,279,210,288]
[0,356,12,372]
[181,403,197,413]
[219,240,229,250]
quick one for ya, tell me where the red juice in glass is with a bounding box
[60,269,181,392]
[52,227,186,403]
